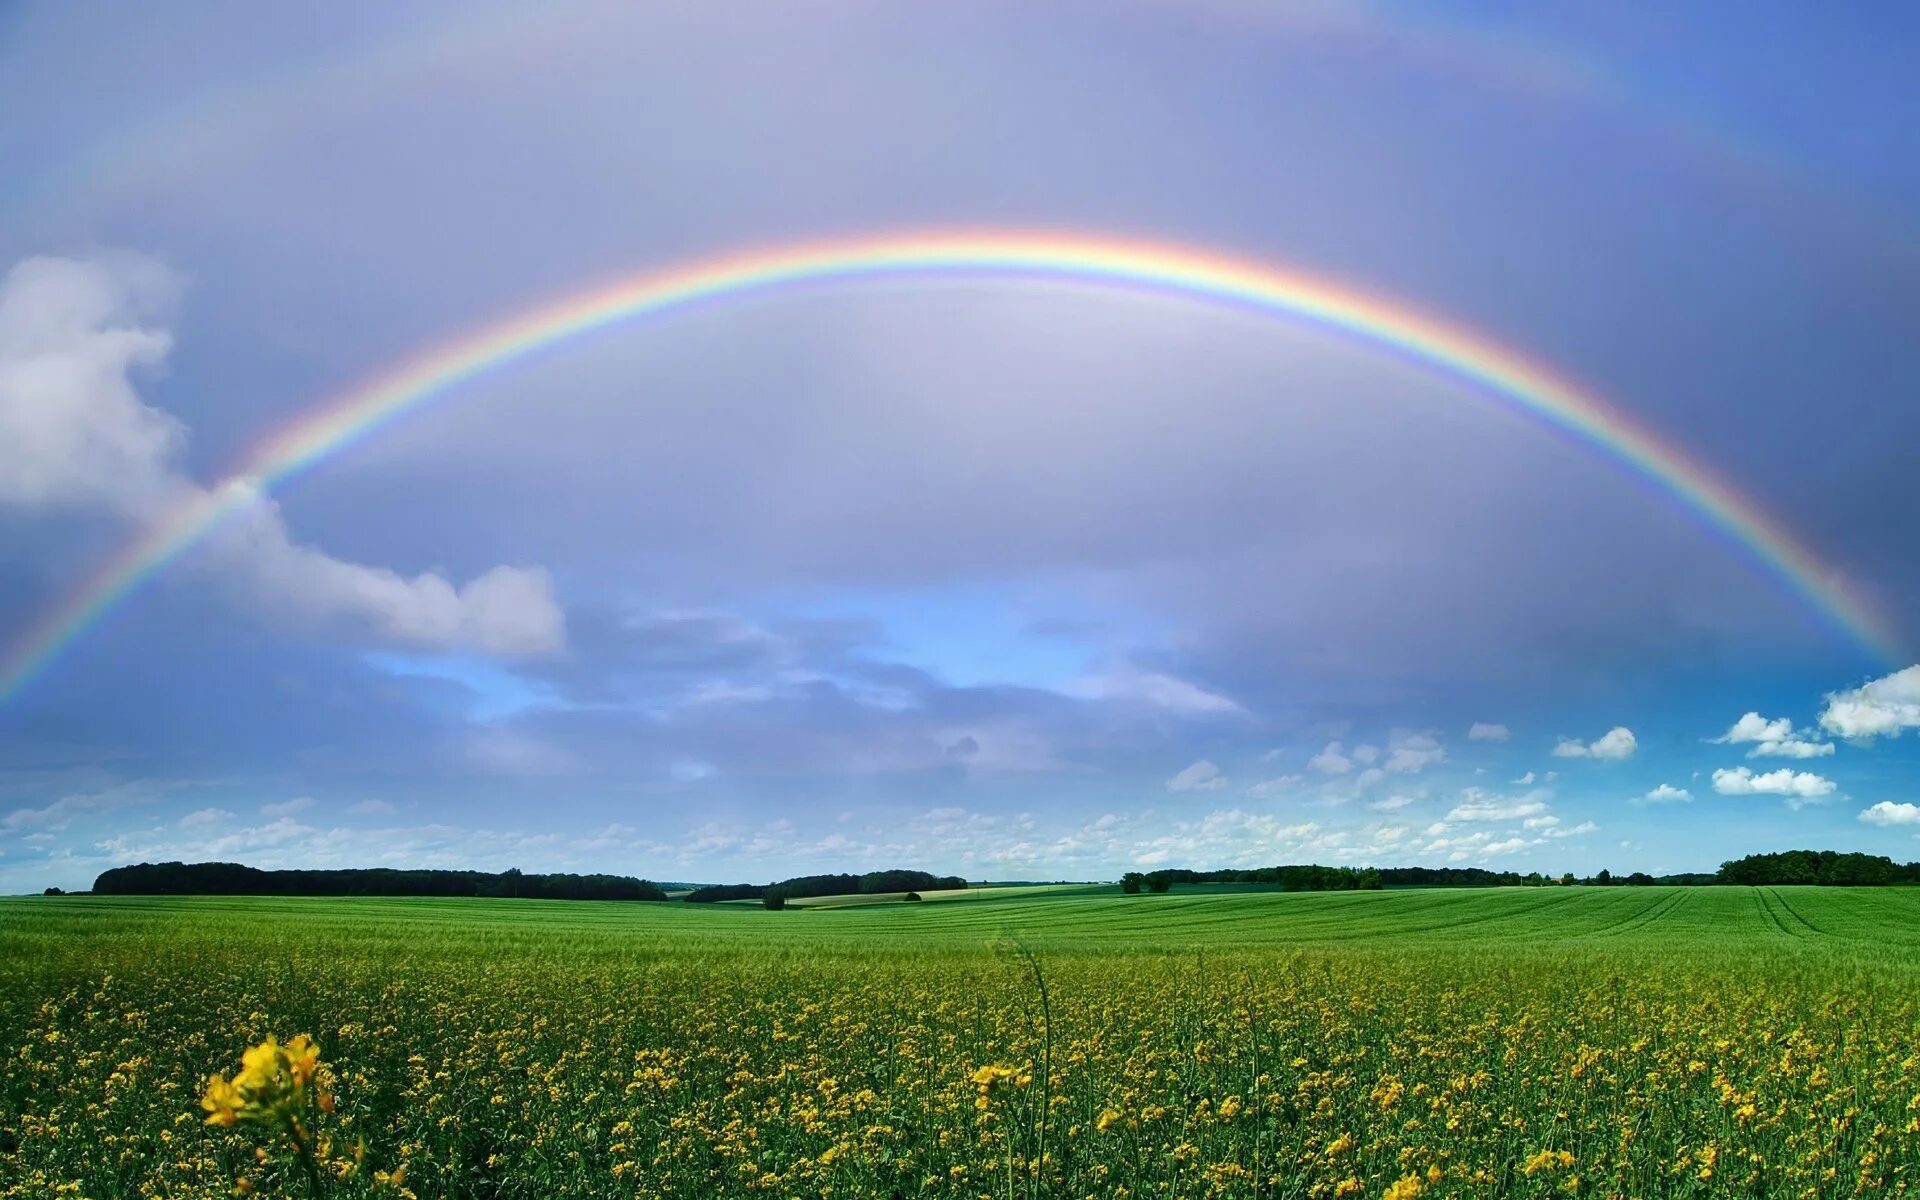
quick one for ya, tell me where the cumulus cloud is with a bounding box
[1712,711,1833,759]
[0,255,565,658]
[259,797,314,817]
[1384,730,1447,774]
[1747,738,1835,759]
[1467,722,1510,742]
[1715,712,1794,744]
[1552,726,1636,760]
[1166,759,1227,792]
[1819,666,1920,741]
[1637,783,1692,804]
[1309,741,1355,775]
[1711,766,1836,804]
[1445,788,1549,822]
[1859,801,1920,827]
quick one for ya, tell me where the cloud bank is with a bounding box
[0,255,565,659]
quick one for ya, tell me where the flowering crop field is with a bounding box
[3,886,1918,1199]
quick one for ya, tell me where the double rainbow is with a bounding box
[0,231,1896,700]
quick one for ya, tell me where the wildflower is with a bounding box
[200,1035,343,1183]
[970,1064,1025,1111]
[1523,1148,1576,1176]
[1382,1173,1425,1200]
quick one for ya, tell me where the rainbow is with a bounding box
[0,230,1898,700]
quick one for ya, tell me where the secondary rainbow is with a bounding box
[0,231,1898,700]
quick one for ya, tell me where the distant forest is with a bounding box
[684,870,967,906]
[74,850,1920,902]
[1716,850,1920,886]
[1122,851,1920,893]
[91,862,668,901]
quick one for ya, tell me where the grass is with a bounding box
[2,886,1917,1197]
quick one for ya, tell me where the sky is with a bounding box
[1,0,1916,891]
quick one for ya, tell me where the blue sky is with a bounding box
[1,1,1916,891]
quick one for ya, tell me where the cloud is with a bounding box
[1166,759,1227,792]
[0,254,565,658]
[1309,741,1355,775]
[177,807,233,828]
[1859,801,1920,827]
[1637,783,1692,805]
[1551,726,1636,760]
[1711,766,1837,802]
[1384,730,1447,774]
[1367,794,1417,811]
[1511,771,1535,785]
[1712,711,1833,758]
[1747,738,1835,759]
[1819,666,1920,741]
[259,797,315,817]
[1467,722,1510,742]
[1445,791,1549,822]
[1063,669,1242,715]
[347,799,397,816]
[1715,712,1794,744]
[1245,774,1302,798]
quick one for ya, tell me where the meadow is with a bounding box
[3,885,1917,1198]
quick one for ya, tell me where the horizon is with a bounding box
[3,2,1918,890]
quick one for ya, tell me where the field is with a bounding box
[3,886,1918,1198]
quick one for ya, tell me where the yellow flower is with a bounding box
[1096,1108,1122,1133]
[1382,1173,1425,1200]
[201,1074,243,1127]
[1523,1148,1576,1176]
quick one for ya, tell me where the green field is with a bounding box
[4,886,1917,1197]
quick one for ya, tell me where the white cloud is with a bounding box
[1467,722,1510,742]
[1552,726,1636,760]
[1859,801,1920,827]
[0,254,565,659]
[177,807,233,828]
[1350,743,1380,766]
[1511,771,1536,785]
[1245,774,1302,798]
[1166,759,1227,792]
[1543,820,1598,839]
[1064,670,1242,715]
[1482,837,1528,856]
[1748,738,1835,759]
[1309,741,1354,775]
[1384,730,1446,774]
[1715,712,1794,745]
[1819,666,1920,741]
[1367,794,1417,812]
[1637,783,1692,805]
[259,797,314,818]
[1711,766,1837,803]
[348,799,397,816]
[1712,710,1833,759]
[1446,793,1549,822]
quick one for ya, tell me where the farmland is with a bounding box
[3,886,1918,1198]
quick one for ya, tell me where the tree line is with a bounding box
[684,869,967,907]
[1117,853,1920,895]
[91,862,669,901]
[1121,865,1383,893]
[1715,850,1920,886]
